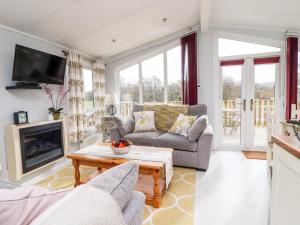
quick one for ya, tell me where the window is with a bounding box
[83,68,94,112]
[120,64,139,103]
[218,38,280,57]
[119,45,182,110]
[167,46,182,104]
[142,54,164,103]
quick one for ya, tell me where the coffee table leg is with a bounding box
[152,169,161,208]
[73,159,81,187]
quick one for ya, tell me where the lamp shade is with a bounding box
[105,94,118,105]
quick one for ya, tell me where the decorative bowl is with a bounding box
[111,145,131,155]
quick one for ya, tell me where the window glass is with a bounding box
[142,54,164,103]
[219,38,280,57]
[83,69,94,112]
[167,46,182,104]
[120,64,139,103]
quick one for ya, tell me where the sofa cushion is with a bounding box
[115,117,135,137]
[31,185,125,225]
[157,133,198,152]
[144,104,188,131]
[0,186,69,225]
[87,161,139,210]
[168,113,196,137]
[123,131,162,146]
[133,111,156,132]
[188,115,208,142]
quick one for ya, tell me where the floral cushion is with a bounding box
[168,113,196,137]
[133,111,156,132]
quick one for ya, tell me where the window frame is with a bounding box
[116,40,182,104]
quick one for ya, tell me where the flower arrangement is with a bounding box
[42,84,70,119]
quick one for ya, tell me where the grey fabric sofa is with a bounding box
[110,104,213,171]
[0,181,145,225]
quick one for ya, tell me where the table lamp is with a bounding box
[105,94,118,116]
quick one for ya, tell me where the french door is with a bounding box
[219,56,280,150]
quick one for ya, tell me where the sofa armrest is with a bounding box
[109,126,122,142]
[196,124,214,170]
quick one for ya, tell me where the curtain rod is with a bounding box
[109,24,200,63]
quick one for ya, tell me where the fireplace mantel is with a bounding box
[4,119,68,181]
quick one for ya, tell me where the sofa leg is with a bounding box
[195,168,207,172]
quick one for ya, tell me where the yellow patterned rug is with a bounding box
[36,165,196,225]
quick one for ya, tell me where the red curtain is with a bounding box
[286,37,298,120]
[181,33,197,105]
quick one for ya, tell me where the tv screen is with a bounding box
[12,45,66,85]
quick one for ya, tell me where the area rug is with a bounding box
[242,150,267,160]
[36,165,196,225]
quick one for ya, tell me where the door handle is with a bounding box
[250,99,254,111]
[243,99,246,111]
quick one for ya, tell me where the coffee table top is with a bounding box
[67,143,173,170]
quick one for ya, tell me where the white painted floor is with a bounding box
[195,150,269,225]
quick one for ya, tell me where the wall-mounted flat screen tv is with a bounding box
[12,45,66,85]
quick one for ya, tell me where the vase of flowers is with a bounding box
[42,85,70,120]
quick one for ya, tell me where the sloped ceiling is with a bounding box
[0,0,300,58]
[0,0,200,58]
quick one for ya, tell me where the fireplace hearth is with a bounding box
[19,122,64,173]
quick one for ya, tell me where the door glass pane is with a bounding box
[142,54,164,103]
[253,64,275,147]
[221,65,243,145]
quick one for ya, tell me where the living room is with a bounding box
[0,0,300,225]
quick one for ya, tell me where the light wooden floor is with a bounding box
[195,150,269,225]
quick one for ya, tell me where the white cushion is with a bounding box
[133,111,156,132]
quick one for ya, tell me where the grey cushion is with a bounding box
[156,133,198,152]
[188,115,208,141]
[123,191,145,225]
[87,161,139,210]
[115,117,135,137]
[188,104,207,116]
[123,131,162,146]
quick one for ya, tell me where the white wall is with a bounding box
[0,27,68,178]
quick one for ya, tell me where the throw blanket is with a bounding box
[31,185,125,225]
[76,145,173,188]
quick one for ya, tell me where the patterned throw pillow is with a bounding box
[133,111,156,132]
[168,113,196,137]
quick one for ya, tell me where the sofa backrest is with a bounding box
[132,104,207,116]
[188,104,207,117]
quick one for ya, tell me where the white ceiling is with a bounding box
[0,0,300,59]
[0,0,200,58]
[210,0,300,32]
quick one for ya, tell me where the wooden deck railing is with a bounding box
[223,99,274,127]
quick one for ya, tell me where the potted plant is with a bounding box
[42,85,69,120]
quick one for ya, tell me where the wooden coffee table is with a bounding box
[67,144,173,208]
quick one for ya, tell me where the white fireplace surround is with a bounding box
[4,119,68,181]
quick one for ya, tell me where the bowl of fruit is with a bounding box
[111,139,133,155]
